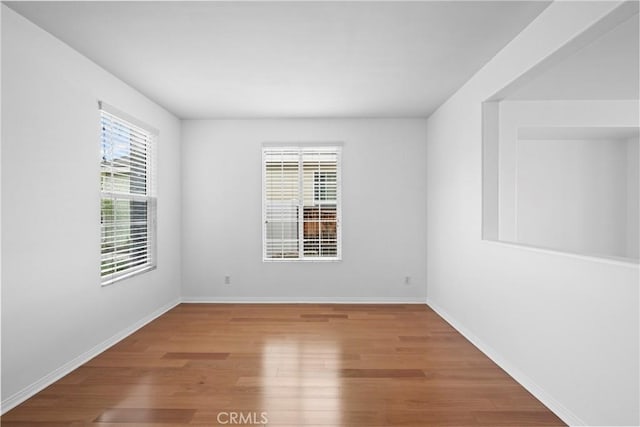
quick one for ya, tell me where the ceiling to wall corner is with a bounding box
[506,12,639,101]
[5,1,550,119]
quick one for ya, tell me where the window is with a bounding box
[263,145,342,261]
[100,102,157,284]
[313,171,337,204]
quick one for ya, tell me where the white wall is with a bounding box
[505,12,638,101]
[426,2,639,426]
[516,138,630,259]
[497,99,639,244]
[628,137,640,259]
[181,119,427,302]
[1,6,182,410]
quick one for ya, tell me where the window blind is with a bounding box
[100,104,157,284]
[263,145,341,261]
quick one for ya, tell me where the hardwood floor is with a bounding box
[1,304,565,426]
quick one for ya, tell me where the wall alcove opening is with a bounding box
[482,6,640,263]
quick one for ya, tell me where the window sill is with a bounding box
[101,264,157,287]
[263,257,342,263]
[480,239,639,268]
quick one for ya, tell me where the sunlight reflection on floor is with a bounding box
[261,338,342,425]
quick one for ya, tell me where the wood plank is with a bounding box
[94,408,195,423]
[162,352,230,360]
[230,317,329,323]
[300,313,349,319]
[340,368,426,378]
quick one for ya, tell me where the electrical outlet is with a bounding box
[224,275,231,285]
[404,276,411,285]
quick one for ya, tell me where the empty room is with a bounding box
[1,1,638,426]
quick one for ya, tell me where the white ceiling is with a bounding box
[5,1,550,119]
[506,12,639,101]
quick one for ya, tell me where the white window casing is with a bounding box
[262,143,342,261]
[99,102,158,285]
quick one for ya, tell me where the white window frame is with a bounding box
[99,101,158,285]
[262,143,342,262]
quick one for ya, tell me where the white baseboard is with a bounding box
[181,296,425,304]
[426,298,585,427]
[1,298,181,415]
